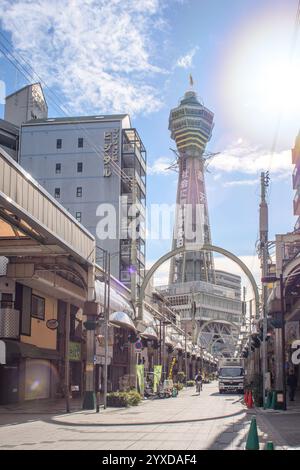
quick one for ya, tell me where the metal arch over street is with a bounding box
[197,320,237,353]
[138,244,259,320]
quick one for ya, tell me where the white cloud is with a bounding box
[176,47,198,69]
[210,142,293,179]
[223,179,258,188]
[0,0,167,115]
[147,156,174,175]
[146,259,170,286]
[214,254,261,299]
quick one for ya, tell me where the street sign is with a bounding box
[94,355,111,365]
[46,318,59,330]
[134,339,143,352]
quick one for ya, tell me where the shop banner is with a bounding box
[153,365,162,392]
[136,364,144,396]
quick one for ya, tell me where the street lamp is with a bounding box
[261,274,286,410]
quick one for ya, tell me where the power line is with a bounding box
[0,33,133,186]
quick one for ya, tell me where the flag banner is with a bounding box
[153,365,162,392]
[136,364,145,396]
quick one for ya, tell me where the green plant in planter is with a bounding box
[186,380,195,387]
[174,382,184,391]
[107,390,142,407]
[177,371,186,384]
[107,391,129,407]
[127,390,142,406]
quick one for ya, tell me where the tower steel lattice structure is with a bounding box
[169,86,215,285]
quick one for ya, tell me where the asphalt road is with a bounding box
[0,381,272,450]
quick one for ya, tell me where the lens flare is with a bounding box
[216,5,300,146]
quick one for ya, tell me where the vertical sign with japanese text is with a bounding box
[103,128,120,177]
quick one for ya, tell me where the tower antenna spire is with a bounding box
[189,74,194,89]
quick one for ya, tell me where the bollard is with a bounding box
[245,416,260,450]
[265,391,272,409]
[247,391,253,409]
[265,441,275,450]
[270,391,277,410]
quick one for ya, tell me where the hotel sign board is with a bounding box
[103,128,120,177]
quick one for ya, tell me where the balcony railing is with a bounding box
[295,217,300,232]
[293,165,300,189]
[0,304,20,339]
[294,189,300,216]
[292,147,300,165]
[122,143,146,172]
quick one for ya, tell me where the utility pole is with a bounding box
[64,302,71,413]
[280,274,287,410]
[259,171,270,407]
[130,176,138,388]
[185,322,188,386]
[103,253,110,409]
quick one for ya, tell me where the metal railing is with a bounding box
[0,305,20,338]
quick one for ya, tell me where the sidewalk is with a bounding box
[0,398,83,415]
[0,384,288,450]
[253,391,300,449]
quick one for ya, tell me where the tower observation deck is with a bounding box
[169,86,215,284]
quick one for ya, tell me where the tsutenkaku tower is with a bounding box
[169,80,215,284]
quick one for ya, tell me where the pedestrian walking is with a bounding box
[287,370,298,401]
[195,373,202,394]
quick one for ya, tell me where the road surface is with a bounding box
[0,381,273,450]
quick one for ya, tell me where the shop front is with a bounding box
[0,339,60,404]
[109,311,137,391]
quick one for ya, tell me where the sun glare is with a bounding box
[218,6,300,146]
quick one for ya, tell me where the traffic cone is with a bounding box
[244,390,248,405]
[265,441,275,450]
[245,416,260,450]
[247,391,253,408]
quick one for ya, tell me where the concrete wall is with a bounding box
[21,289,57,350]
[19,120,124,278]
[5,84,47,127]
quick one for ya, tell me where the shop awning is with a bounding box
[141,326,158,340]
[0,340,5,364]
[109,311,136,332]
[3,339,61,361]
[165,336,174,347]
[95,280,133,314]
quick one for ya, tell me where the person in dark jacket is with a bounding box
[287,371,298,401]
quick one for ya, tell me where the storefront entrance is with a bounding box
[0,364,19,404]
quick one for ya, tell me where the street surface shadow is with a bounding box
[49,409,245,428]
[208,413,250,450]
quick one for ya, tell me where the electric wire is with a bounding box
[0,33,133,186]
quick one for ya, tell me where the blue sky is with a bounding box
[0,0,300,287]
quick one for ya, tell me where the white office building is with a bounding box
[17,112,146,291]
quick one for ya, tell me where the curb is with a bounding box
[248,407,289,449]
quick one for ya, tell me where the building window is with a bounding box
[55,188,60,198]
[55,163,61,174]
[31,294,45,320]
[77,162,83,173]
[1,293,13,308]
[56,139,62,149]
[78,137,83,148]
[76,212,82,222]
[76,187,82,197]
